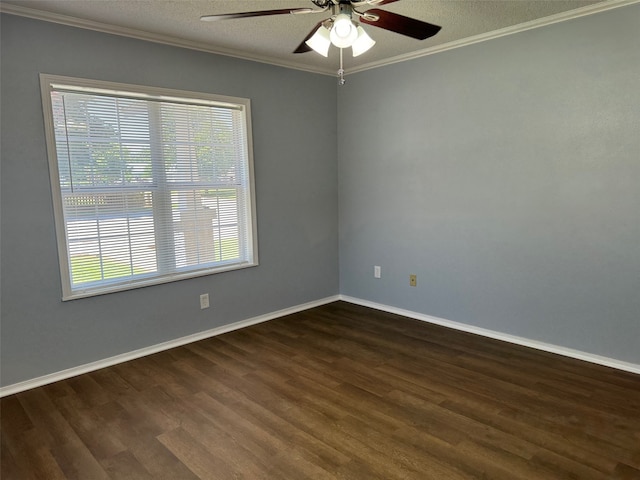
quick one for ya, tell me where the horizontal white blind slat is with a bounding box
[44,77,256,298]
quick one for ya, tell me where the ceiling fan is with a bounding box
[201,0,441,84]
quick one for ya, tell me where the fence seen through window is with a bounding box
[41,75,257,299]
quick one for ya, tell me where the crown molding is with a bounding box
[0,2,336,76]
[1,0,638,77]
[348,0,640,74]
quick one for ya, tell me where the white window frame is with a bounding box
[40,74,258,300]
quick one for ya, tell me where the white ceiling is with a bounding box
[1,0,628,75]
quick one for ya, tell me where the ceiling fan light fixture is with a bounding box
[329,13,358,48]
[351,26,376,57]
[305,25,332,57]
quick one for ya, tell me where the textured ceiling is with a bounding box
[1,0,621,75]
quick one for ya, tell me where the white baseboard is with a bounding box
[3,293,637,397]
[0,295,340,398]
[340,295,640,375]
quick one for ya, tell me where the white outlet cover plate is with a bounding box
[200,293,210,309]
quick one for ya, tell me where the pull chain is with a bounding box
[338,48,346,86]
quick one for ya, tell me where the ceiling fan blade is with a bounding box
[358,0,402,6]
[360,8,441,40]
[201,8,315,22]
[293,21,326,54]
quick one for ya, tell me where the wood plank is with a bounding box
[2,301,639,479]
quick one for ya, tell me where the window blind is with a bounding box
[41,75,257,299]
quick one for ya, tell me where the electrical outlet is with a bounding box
[409,274,417,287]
[200,293,210,309]
[374,266,381,278]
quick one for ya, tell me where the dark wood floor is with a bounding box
[2,301,639,479]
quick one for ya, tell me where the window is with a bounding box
[40,74,258,300]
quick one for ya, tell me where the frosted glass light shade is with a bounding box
[305,25,331,57]
[352,26,376,57]
[329,14,358,48]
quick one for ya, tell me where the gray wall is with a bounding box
[338,4,640,364]
[2,4,639,388]
[1,15,339,386]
